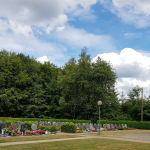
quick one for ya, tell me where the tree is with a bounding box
[58,48,119,120]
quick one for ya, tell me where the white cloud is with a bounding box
[56,26,65,32]
[0,0,98,33]
[124,33,142,38]
[37,56,49,64]
[93,48,150,97]
[100,0,150,28]
[53,25,116,52]
[0,31,67,66]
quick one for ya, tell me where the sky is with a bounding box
[0,0,150,98]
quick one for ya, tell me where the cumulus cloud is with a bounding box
[93,48,150,97]
[0,0,98,34]
[100,0,150,28]
[37,56,49,64]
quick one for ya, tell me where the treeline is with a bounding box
[119,86,150,121]
[0,49,149,121]
[0,49,120,120]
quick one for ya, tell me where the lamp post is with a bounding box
[139,88,143,121]
[98,101,102,135]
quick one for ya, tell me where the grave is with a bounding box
[11,123,17,130]
[0,123,7,134]
[107,124,110,129]
[20,123,28,133]
[31,124,37,131]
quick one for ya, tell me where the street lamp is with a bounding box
[139,88,143,121]
[98,101,102,135]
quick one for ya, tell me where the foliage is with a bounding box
[58,48,119,120]
[39,125,57,133]
[61,123,77,133]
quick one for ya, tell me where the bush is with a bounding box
[61,123,76,133]
[39,125,57,133]
[21,122,37,130]
[117,127,124,130]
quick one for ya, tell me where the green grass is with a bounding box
[0,138,150,150]
[87,130,150,136]
[0,134,79,143]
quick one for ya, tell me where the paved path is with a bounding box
[0,132,150,146]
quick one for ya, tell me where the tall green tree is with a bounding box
[58,48,119,120]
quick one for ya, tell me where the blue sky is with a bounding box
[0,0,150,97]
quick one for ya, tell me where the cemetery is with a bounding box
[0,119,133,137]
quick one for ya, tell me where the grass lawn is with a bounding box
[0,138,150,150]
[87,130,150,136]
[0,134,79,143]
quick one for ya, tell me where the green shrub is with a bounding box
[39,125,57,133]
[5,121,17,128]
[117,127,124,130]
[61,123,76,133]
[21,122,37,130]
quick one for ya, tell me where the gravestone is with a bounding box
[125,124,127,128]
[18,121,22,128]
[122,124,125,128]
[97,124,102,128]
[31,124,37,131]
[47,122,51,126]
[94,124,97,130]
[118,124,121,127]
[103,124,107,129]
[20,123,28,133]
[79,124,82,130]
[53,122,56,126]
[110,124,114,128]
[107,124,110,129]
[0,123,7,134]
[89,123,93,131]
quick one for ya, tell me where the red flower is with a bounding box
[10,124,14,130]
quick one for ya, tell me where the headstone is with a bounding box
[79,124,82,130]
[94,124,97,130]
[89,123,93,131]
[97,124,102,128]
[31,124,37,131]
[103,124,107,129]
[118,124,121,127]
[107,124,110,129]
[0,123,7,134]
[125,124,127,128]
[110,124,114,128]
[47,122,51,126]
[122,124,125,128]
[18,121,22,128]
[53,122,56,126]
[20,123,28,133]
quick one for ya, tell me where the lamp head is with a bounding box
[98,101,102,106]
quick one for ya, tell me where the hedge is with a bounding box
[61,123,76,133]
[0,117,91,124]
